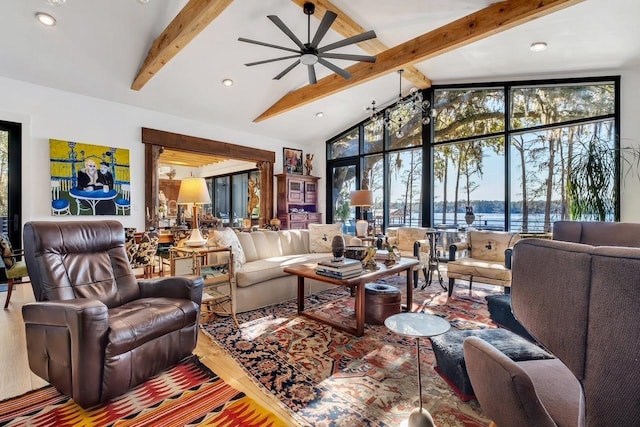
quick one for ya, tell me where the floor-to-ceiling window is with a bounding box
[326,76,620,233]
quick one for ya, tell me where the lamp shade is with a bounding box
[177,177,211,205]
[350,190,373,207]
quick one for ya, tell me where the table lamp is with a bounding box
[350,189,373,237]
[177,177,211,246]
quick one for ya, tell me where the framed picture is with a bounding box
[283,147,303,175]
[50,139,131,216]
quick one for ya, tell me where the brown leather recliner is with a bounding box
[22,221,204,408]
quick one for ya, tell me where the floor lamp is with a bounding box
[350,189,373,237]
[177,177,211,247]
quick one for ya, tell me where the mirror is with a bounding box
[142,128,275,230]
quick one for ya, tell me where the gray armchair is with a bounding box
[22,221,203,408]
[464,238,640,426]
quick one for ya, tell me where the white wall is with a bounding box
[0,76,317,231]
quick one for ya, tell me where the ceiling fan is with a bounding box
[238,2,377,85]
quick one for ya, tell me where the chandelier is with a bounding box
[366,69,435,138]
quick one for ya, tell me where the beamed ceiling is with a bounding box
[0,0,637,146]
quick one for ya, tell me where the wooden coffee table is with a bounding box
[283,258,420,337]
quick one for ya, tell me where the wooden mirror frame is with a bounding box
[141,128,275,230]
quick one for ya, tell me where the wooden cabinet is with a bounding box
[276,173,321,229]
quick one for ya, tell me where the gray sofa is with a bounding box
[464,237,640,426]
[487,221,640,337]
[233,229,359,313]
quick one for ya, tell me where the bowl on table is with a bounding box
[345,246,368,261]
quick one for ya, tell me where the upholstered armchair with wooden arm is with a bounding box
[385,227,437,287]
[446,230,520,297]
[21,220,203,408]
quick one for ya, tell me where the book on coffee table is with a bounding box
[317,258,362,270]
[316,268,362,279]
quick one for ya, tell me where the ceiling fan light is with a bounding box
[300,53,318,65]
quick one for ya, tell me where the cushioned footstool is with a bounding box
[364,283,401,325]
[485,294,535,341]
[429,328,553,401]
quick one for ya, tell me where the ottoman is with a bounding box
[429,328,553,401]
[364,283,401,325]
[485,294,535,341]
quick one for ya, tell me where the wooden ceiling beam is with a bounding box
[131,0,234,91]
[290,0,431,89]
[256,0,584,122]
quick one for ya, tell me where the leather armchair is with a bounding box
[22,220,204,408]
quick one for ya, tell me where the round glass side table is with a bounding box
[385,312,451,427]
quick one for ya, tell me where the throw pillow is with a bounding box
[215,227,246,271]
[0,235,15,269]
[308,223,343,253]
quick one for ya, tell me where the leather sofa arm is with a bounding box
[138,275,204,305]
[22,299,109,408]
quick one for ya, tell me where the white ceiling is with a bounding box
[1,0,638,148]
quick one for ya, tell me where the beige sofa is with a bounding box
[224,225,360,313]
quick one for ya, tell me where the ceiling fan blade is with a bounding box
[245,55,301,67]
[318,58,351,80]
[308,65,317,85]
[273,59,301,80]
[317,30,377,53]
[320,52,376,63]
[238,37,301,54]
[311,11,337,48]
[267,15,305,50]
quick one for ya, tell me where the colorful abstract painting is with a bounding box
[49,139,131,216]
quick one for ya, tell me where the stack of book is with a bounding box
[315,258,363,279]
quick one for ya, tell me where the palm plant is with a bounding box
[567,134,640,221]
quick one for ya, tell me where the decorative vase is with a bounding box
[465,206,475,226]
[331,235,346,260]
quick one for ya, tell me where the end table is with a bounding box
[385,312,450,427]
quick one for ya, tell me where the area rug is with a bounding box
[201,277,501,427]
[0,355,286,427]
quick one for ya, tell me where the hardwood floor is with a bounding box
[0,282,302,426]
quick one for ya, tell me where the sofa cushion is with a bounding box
[106,297,199,355]
[469,231,519,262]
[237,232,258,262]
[215,228,246,270]
[447,257,512,283]
[278,229,308,255]
[236,253,329,288]
[308,223,342,253]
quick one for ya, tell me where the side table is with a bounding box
[385,312,450,427]
[170,245,238,327]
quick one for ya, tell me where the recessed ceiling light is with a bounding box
[35,12,56,26]
[45,0,66,5]
[530,42,548,52]
[315,112,324,118]
[221,78,234,87]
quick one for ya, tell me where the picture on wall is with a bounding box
[50,139,131,216]
[283,147,303,175]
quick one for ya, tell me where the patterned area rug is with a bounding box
[0,355,286,427]
[201,277,502,427]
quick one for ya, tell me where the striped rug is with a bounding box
[0,356,285,427]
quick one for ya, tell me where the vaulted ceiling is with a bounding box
[1,0,638,147]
